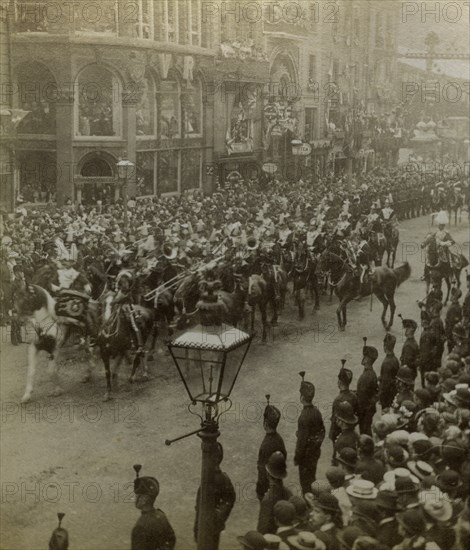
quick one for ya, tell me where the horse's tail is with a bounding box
[393,262,411,287]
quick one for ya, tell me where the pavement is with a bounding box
[1,213,469,550]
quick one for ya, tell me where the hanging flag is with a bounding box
[159,53,172,79]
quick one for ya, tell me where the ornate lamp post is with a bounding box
[116,158,134,230]
[166,277,253,550]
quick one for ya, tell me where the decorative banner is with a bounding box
[183,56,194,82]
[159,53,172,79]
[262,163,278,174]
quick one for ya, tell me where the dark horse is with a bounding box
[98,291,155,401]
[421,233,468,303]
[289,242,320,320]
[247,268,288,343]
[319,251,411,331]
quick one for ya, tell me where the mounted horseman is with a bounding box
[366,201,386,266]
[380,198,400,268]
[421,210,468,303]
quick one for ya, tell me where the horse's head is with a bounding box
[32,265,58,289]
[15,284,49,318]
[421,233,435,248]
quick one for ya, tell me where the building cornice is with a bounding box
[12,33,216,58]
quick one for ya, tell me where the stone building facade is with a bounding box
[7,0,400,206]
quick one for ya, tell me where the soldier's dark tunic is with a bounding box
[400,336,419,378]
[429,317,446,370]
[131,508,176,550]
[294,404,325,494]
[378,352,399,408]
[329,390,359,443]
[356,367,378,436]
[419,325,438,381]
[257,479,293,534]
[256,432,287,500]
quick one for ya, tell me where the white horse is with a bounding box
[15,285,96,403]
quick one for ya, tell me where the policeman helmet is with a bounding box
[133,465,160,498]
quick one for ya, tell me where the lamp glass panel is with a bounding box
[172,347,225,402]
[219,340,251,399]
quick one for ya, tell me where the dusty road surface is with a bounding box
[1,214,469,550]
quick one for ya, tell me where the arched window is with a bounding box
[136,73,156,137]
[159,73,180,139]
[76,65,121,137]
[182,78,202,137]
[16,62,57,135]
[80,157,113,177]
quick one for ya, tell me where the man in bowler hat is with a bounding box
[256,395,287,501]
[258,451,293,534]
[294,373,325,495]
[131,465,176,550]
[356,342,379,436]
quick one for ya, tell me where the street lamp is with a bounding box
[116,158,134,230]
[166,277,253,550]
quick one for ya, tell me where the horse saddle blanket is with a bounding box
[449,248,469,270]
[55,290,89,328]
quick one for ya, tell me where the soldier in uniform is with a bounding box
[131,465,176,550]
[418,310,438,388]
[399,317,419,380]
[113,270,145,350]
[428,300,446,370]
[256,395,287,501]
[48,513,69,550]
[294,372,325,495]
[378,333,399,412]
[194,442,235,547]
[356,341,379,436]
[329,362,358,458]
[445,288,462,353]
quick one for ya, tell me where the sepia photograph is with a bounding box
[0,1,469,549]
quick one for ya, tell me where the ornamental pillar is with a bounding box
[122,94,137,197]
[55,87,74,206]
